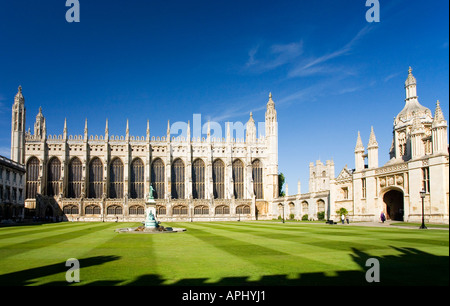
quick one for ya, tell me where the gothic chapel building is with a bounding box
[11,88,279,221]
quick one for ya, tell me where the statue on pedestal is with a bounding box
[145,185,158,229]
[147,186,155,202]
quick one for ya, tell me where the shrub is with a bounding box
[317,211,325,221]
[302,214,309,221]
[289,213,295,220]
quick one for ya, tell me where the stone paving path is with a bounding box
[338,220,449,230]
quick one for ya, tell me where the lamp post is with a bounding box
[282,203,285,224]
[419,189,427,230]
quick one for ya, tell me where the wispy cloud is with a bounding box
[288,25,373,78]
[384,72,401,82]
[244,41,303,73]
[208,95,268,123]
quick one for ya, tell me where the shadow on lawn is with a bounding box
[0,256,121,286]
[0,247,447,286]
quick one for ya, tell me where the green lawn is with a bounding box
[0,221,448,286]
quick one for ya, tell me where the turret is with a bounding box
[83,118,88,142]
[246,112,257,144]
[11,86,26,164]
[265,93,279,199]
[354,131,365,171]
[367,126,379,168]
[63,118,68,140]
[34,106,45,140]
[432,101,448,155]
[105,118,109,140]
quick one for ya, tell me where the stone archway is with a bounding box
[383,189,404,221]
[45,205,54,219]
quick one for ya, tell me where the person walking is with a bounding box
[380,211,386,223]
[346,215,349,224]
[341,214,345,224]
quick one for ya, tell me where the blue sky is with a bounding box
[0,0,448,193]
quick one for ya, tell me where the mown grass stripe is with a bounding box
[0,222,91,240]
[184,222,348,275]
[0,223,119,261]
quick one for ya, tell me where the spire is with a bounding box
[226,122,231,143]
[187,120,191,142]
[105,118,109,140]
[396,67,432,125]
[246,112,257,143]
[34,106,45,138]
[14,85,24,104]
[405,66,416,87]
[368,126,378,148]
[146,120,150,141]
[404,66,418,101]
[42,117,47,140]
[355,131,365,152]
[63,118,67,139]
[167,120,171,142]
[267,92,275,109]
[433,100,447,126]
[84,118,88,142]
[126,119,129,140]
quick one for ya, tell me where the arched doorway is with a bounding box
[45,205,54,220]
[383,189,404,221]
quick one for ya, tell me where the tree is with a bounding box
[336,207,348,216]
[278,173,286,197]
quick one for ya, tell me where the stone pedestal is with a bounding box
[145,198,158,229]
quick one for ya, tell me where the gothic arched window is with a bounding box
[63,204,79,215]
[26,157,40,199]
[232,159,244,199]
[252,159,263,199]
[194,205,209,215]
[107,205,122,215]
[215,205,230,215]
[213,159,225,199]
[47,157,61,197]
[236,205,250,214]
[109,158,124,199]
[171,159,185,199]
[85,204,101,215]
[157,205,167,216]
[192,159,205,199]
[173,205,188,215]
[89,158,103,199]
[151,158,165,199]
[130,158,144,199]
[68,157,83,198]
[129,205,145,215]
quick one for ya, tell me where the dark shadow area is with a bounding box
[1,246,447,286]
[0,255,120,286]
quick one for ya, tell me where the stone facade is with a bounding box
[0,155,26,220]
[10,89,279,222]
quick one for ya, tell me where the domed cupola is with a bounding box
[394,67,433,128]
